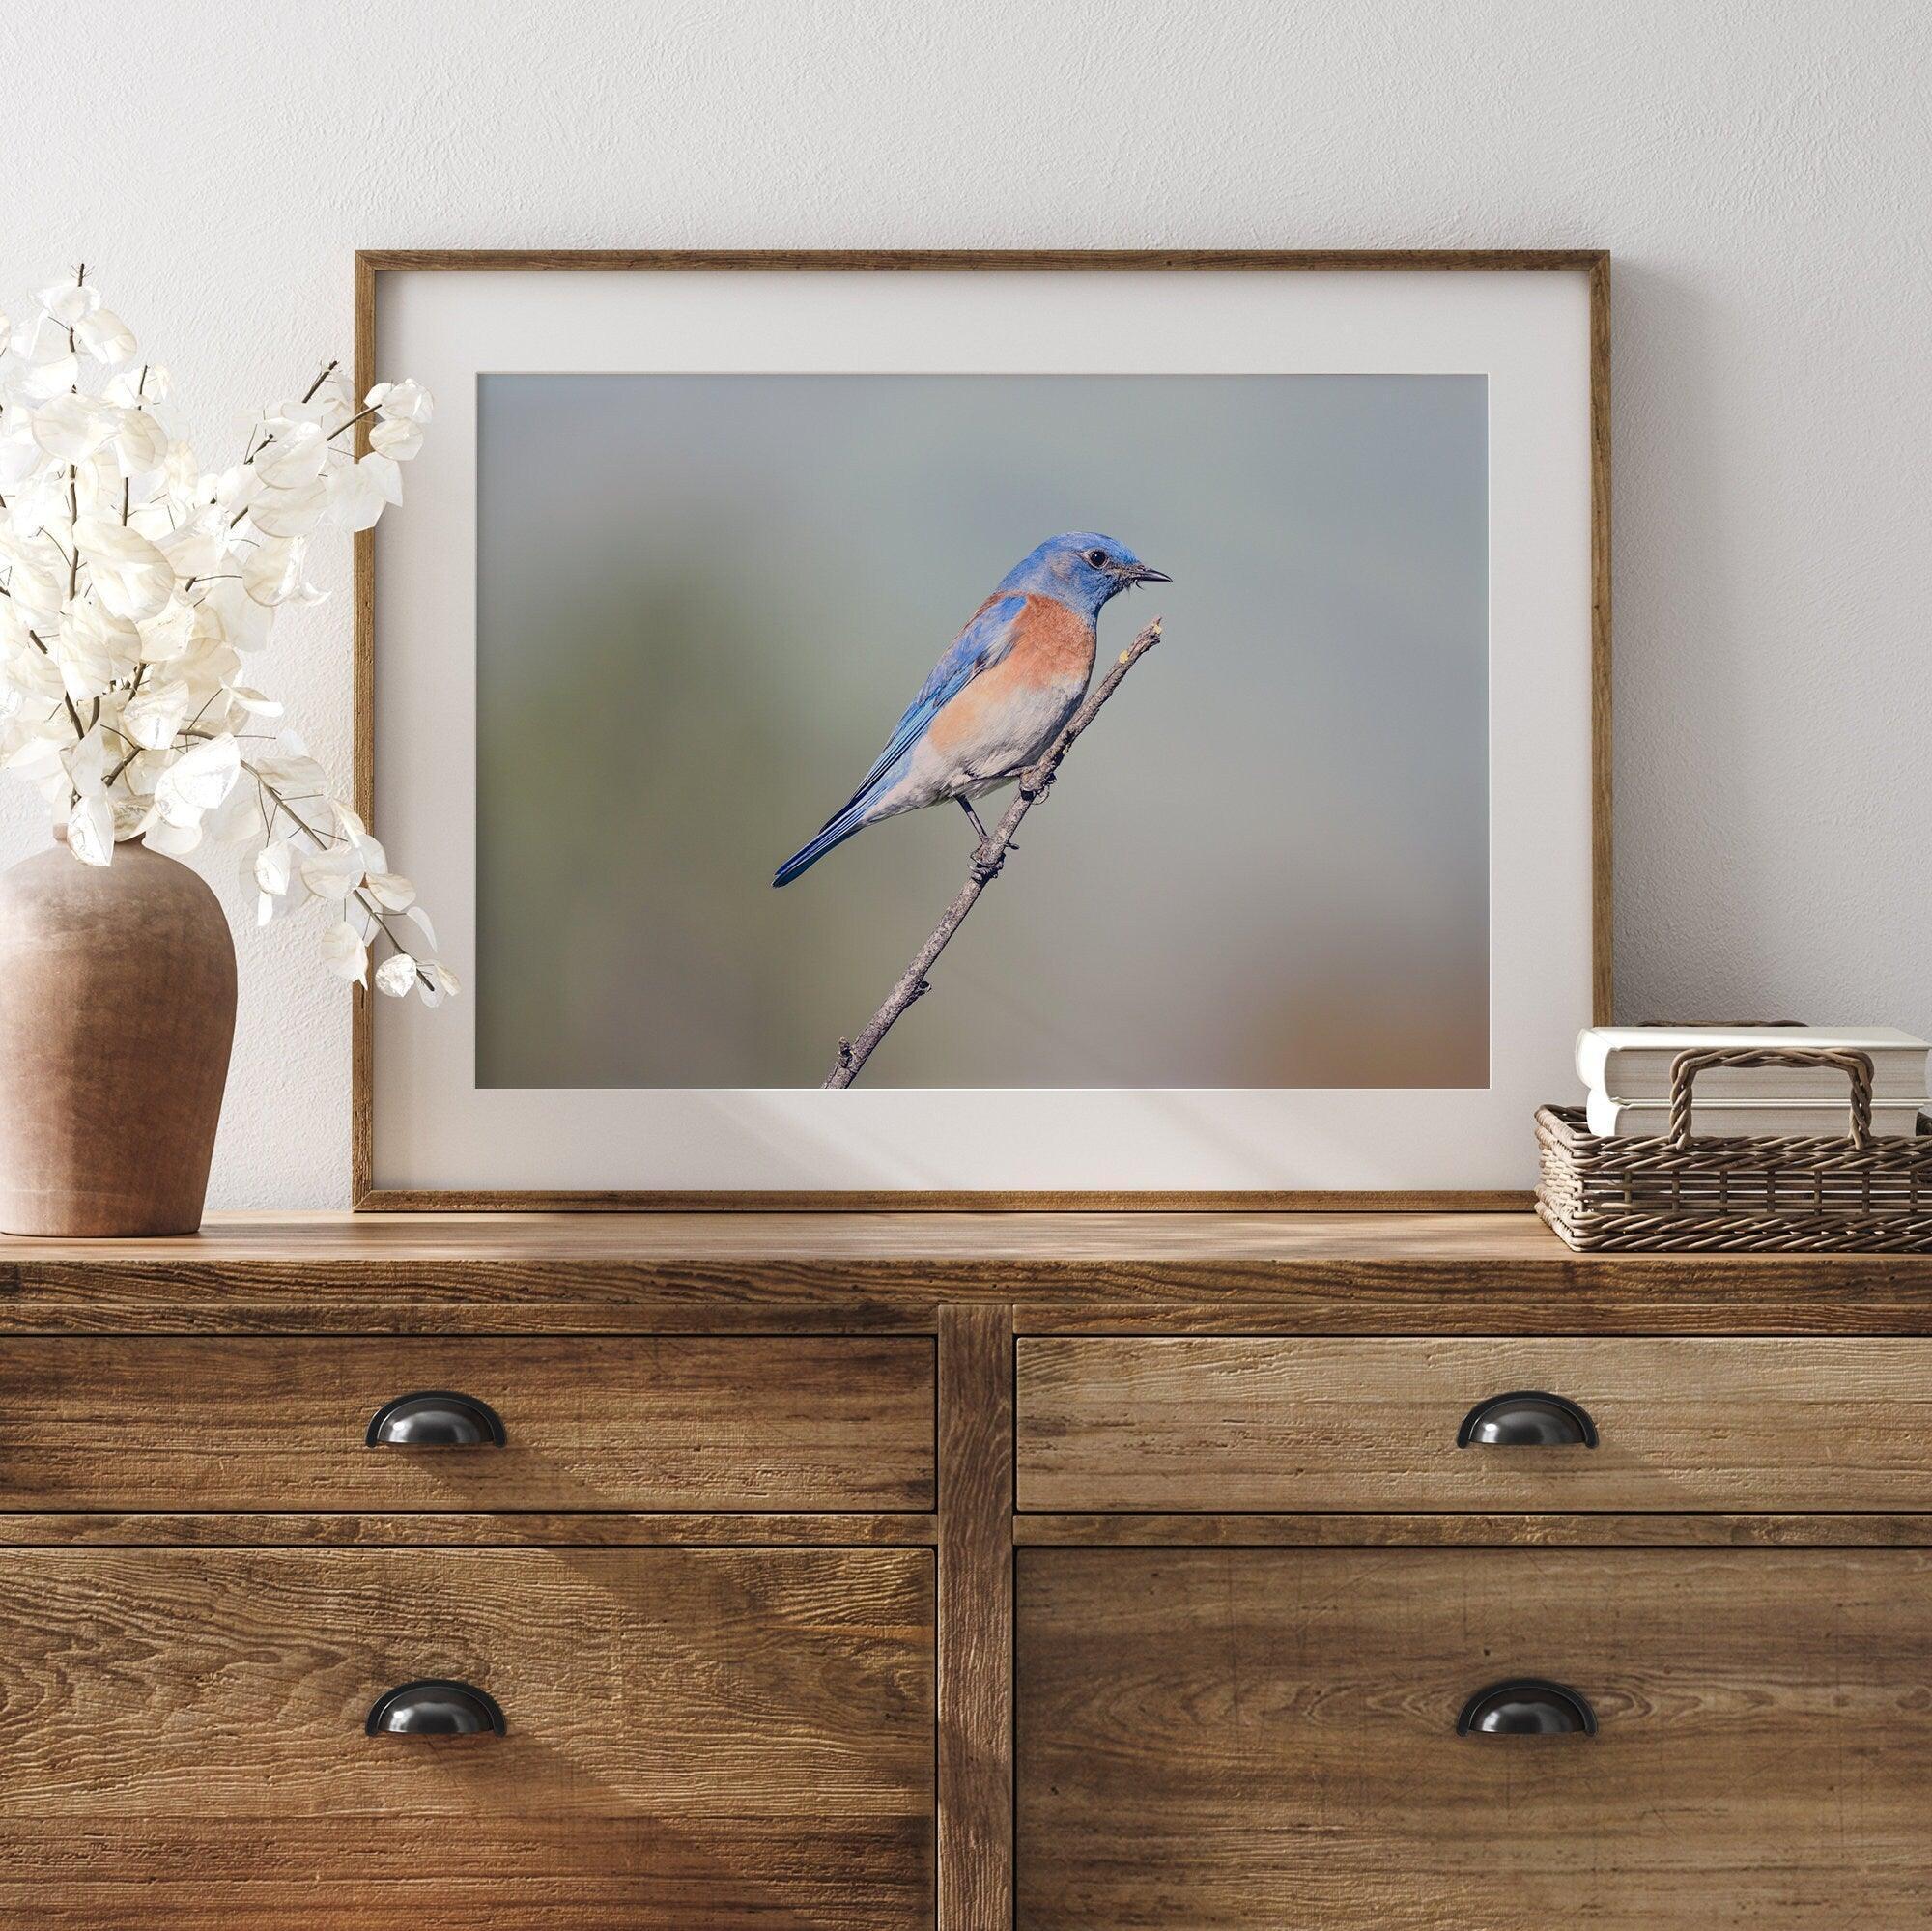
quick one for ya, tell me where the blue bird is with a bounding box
[773,533,1169,887]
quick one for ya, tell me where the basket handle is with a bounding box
[1665,1047,1876,1150]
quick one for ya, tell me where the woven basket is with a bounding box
[1537,1046,1932,1252]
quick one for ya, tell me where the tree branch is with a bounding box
[823,615,1163,1089]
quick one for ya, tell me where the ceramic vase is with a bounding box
[0,838,236,1235]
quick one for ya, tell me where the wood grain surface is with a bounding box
[2,1206,1927,1928]
[7,1510,1929,1550]
[4,1206,1598,1262]
[1017,1335,1932,1513]
[1014,1511,1932,1548]
[0,1510,937,1548]
[0,1547,934,1928]
[8,1211,1932,1335]
[1018,1546,1932,1928]
[0,1334,934,1511]
[938,1305,1015,1931]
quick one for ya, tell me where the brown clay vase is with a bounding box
[0,838,236,1235]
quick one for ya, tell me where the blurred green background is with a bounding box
[476,373,1487,1089]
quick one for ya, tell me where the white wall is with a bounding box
[3,0,1927,1207]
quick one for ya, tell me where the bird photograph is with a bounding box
[773,533,1169,890]
[474,369,1490,1095]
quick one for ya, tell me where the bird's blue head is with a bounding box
[995,532,1171,619]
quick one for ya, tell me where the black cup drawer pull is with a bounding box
[1458,1679,1596,1737]
[365,1391,507,1447]
[366,1679,506,1737]
[1457,1390,1597,1448]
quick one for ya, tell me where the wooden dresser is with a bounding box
[3,1211,1930,1928]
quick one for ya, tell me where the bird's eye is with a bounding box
[1085,549,1108,567]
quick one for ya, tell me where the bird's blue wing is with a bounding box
[772,592,1029,888]
[841,592,1026,806]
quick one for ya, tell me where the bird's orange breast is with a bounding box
[1010,594,1098,681]
[927,596,1095,754]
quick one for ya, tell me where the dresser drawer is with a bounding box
[1016,1335,1932,1512]
[1019,1546,1932,1928]
[0,1546,933,1928]
[0,1335,934,1511]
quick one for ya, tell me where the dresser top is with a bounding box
[3,1210,1929,1335]
[5,1208,1581,1265]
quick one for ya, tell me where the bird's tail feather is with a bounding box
[772,801,870,888]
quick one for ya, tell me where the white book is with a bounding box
[1586,1092,1928,1140]
[1577,1026,1930,1104]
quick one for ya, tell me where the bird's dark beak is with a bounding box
[1125,562,1172,584]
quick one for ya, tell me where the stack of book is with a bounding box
[1577,1026,1932,1139]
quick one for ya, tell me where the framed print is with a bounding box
[355,249,1609,1207]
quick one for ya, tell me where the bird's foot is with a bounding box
[970,840,1007,884]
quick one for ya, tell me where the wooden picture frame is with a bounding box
[353,248,1610,1211]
